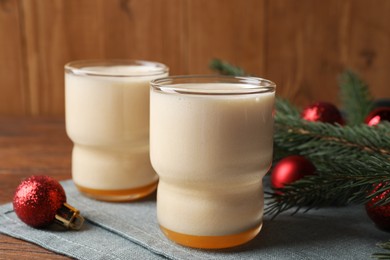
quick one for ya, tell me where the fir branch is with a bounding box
[265,174,390,217]
[374,241,390,259]
[272,99,304,162]
[269,100,390,215]
[274,113,390,161]
[339,70,374,125]
[209,59,246,76]
[275,98,300,118]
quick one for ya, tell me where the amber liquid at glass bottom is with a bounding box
[160,223,262,249]
[75,181,158,202]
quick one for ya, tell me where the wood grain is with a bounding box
[0,0,26,115]
[345,0,390,100]
[0,117,71,204]
[0,234,70,259]
[19,0,184,116]
[0,117,72,259]
[265,0,390,107]
[186,0,265,75]
[0,0,390,114]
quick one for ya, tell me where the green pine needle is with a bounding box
[275,98,300,118]
[269,105,390,215]
[339,70,375,125]
[274,113,390,162]
[209,59,246,76]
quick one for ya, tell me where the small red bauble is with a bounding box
[364,107,390,126]
[13,175,84,229]
[365,183,390,231]
[301,102,344,125]
[271,155,316,189]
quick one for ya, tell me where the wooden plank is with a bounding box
[265,0,390,108]
[97,0,186,74]
[0,117,71,259]
[0,0,26,115]
[20,0,185,116]
[344,0,390,100]
[265,0,344,107]
[0,234,70,260]
[186,0,266,75]
[0,117,71,204]
[3,0,389,116]
[21,0,67,115]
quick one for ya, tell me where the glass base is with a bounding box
[75,181,158,202]
[159,222,262,249]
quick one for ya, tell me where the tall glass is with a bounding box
[65,60,168,201]
[150,75,275,248]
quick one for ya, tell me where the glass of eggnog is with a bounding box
[65,60,168,201]
[150,75,275,249]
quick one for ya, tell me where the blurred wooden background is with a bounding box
[1,0,389,116]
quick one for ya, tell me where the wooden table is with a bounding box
[0,117,72,259]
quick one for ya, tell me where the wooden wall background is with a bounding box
[0,0,389,116]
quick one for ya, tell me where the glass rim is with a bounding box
[150,75,276,95]
[64,59,169,77]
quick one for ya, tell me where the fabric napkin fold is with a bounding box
[0,179,388,260]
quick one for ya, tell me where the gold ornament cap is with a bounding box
[54,202,85,230]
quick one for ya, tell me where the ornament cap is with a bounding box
[54,202,85,230]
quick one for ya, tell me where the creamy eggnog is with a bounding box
[150,76,275,248]
[65,60,168,201]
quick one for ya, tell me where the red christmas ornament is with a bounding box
[301,102,344,125]
[364,107,390,126]
[271,155,316,189]
[13,175,84,229]
[365,183,390,231]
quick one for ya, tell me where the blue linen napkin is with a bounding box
[0,179,388,259]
